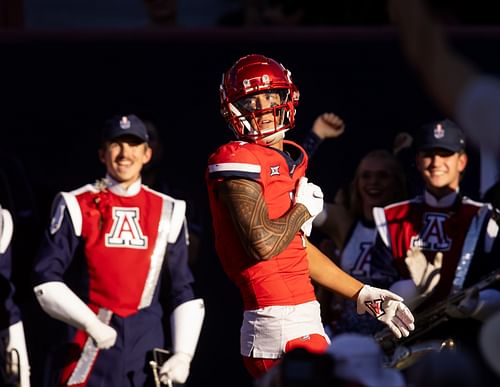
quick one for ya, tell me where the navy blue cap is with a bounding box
[102,114,149,143]
[415,119,466,153]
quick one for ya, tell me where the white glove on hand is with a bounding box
[300,218,314,236]
[294,177,324,235]
[34,281,117,350]
[159,352,192,385]
[356,285,415,339]
[405,247,443,296]
[86,320,117,349]
[1,321,31,387]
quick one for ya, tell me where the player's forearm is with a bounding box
[313,202,352,250]
[306,240,363,299]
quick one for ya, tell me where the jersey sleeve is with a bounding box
[300,130,323,158]
[207,142,262,182]
[32,194,82,286]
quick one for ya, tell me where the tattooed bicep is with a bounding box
[218,178,264,228]
[217,177,309,261]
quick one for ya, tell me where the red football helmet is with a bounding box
[220,54,299,144]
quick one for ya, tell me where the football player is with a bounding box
[206,54,415,378]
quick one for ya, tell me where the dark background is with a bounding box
[1,26,500,386]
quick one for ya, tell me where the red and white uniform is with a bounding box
[372,190,499,307]
[206,140,328,360]
[33,177,195,386]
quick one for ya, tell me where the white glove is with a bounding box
[1,321,31,387]
[405,247,443,297]
[159,298,205,384]
[85,319,117,350]
[294,177,324,235]
[160,352,191,384]
[300,218,314,237]
[356,285,415,339]
[34,281,117,349]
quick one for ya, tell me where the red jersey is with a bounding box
[206,140,316,310]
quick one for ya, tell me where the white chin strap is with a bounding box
[259,129,288,145]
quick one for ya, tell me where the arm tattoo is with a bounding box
[218,178,310,261]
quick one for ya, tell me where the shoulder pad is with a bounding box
[50,192,83,236]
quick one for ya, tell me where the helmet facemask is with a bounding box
[228,89,294,144]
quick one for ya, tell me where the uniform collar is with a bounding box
[104,174,142,196]
[424,189,459,208]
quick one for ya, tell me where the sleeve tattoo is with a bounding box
[218,178,310,261]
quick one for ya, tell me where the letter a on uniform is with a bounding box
[106,207,148,248]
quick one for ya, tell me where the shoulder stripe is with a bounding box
[209,170,260,181]
[70,183,98,195]
[462,196,486,208]
[383,196,422,211]
[208,162,261,174]
[168,199,187,244]
[60,192,83,236]
[0,208,13,254]
[373,206,391,248]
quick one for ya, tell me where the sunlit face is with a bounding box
[357,156,401,215]
[236,91,283,132]
[416,148,467,197]
[99,135,152,188]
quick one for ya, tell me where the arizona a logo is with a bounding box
[351,241,373,277]
[105,207,148,248]
[411,212,451,251]
[365,299,385,318]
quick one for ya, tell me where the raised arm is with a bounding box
[388,0,477,117]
